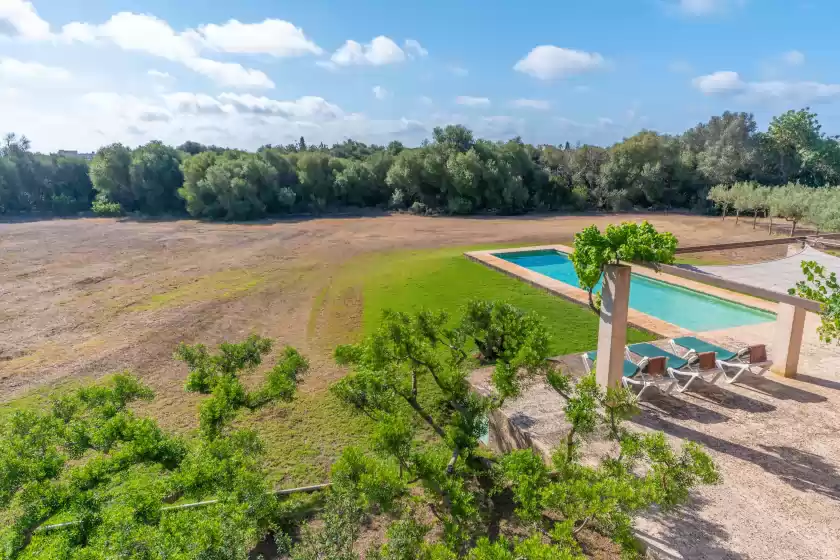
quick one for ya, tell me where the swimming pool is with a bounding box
[495,250,775,331]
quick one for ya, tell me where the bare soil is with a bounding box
[0,212,783,426]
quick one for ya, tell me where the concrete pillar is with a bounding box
[771,302,806,377]
[596,264,631,388]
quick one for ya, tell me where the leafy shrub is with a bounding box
[91,196,123,216]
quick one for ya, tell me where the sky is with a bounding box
[2,0,840,152]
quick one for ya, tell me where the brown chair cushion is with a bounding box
[697,351,716,371]
[749,345,767,363]
[645,356,667,375]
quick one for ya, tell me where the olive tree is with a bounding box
[769,183,813,236]
[729,181,758,225]
[707,184,734,219]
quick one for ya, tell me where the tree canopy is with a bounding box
[570,221,678,313]
[0,337,308,560]
[5,107,840,225]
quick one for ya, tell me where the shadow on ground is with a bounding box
[736,375,827,403]
[639,390,730,424]
[681,382,777,413]
[632,415,840,501]
[638,496,747,560]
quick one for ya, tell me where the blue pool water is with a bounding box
[496,250,775,331]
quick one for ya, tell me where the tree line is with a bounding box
[2,107,840,222]
[708,181,840,235]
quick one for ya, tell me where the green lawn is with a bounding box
[5,244,656,489]
[314,244,654,356]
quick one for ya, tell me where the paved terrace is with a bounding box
[470,314,840,559]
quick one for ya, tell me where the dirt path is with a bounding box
[0,212,782,424]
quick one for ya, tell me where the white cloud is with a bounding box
[0,0,51,40]
[162,92,227,115]
[4,87,425,152]
[448,65,468,77]
[455,96,490,107]
[692,71,745,94]
[329,36,405,66]
[419,95,433,105]
[692,70,840,104]
[0,57,70,82]
[511,98,550,110]
[147,69,172,79]
[190,19,322,57]
[82,92,173,123]
[0,8,328,90]
[217,93,343,119]
[782,50,805,66]
[62,13,198,60]
[182,58,274,89]
[53,13,275,89]
[404,39,428,58]
[372,85,389,100]
[514,46,605,80]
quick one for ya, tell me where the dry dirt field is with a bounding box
[0,212,784,425]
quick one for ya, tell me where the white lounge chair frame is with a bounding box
[581,353,676,400]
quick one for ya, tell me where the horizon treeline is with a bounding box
[2,107,840,221]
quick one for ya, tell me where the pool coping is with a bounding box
[464,245,778,338]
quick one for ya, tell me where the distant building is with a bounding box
[56,150,95,161]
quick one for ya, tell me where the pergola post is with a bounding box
[772,302,806,377]
[596,264,631,388]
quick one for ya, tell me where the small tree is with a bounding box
[707,184,733,219]
[176,334,309,439]
[0,338,309,559]
[790,261,840,344]
[500,372,719,556]
[570,221,678,313]
[770,183,813,236]
[806,187,840,233]
[752,185,772,230]
[324,302,718,559]
[729,181,757,225]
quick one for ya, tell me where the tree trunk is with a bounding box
[791,220,797,237]
[735,210,740,224]
[769,216,773,235]
[722,207,727,220]
[753,212,758,229]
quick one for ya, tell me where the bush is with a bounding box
[91,196,124,217]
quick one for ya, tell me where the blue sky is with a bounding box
[2,0,840,151]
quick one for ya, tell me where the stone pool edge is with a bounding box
[465,244,777,339]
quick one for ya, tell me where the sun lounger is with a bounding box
[582,351,675,399]
[669,336,771,384]
[626,342,722,392]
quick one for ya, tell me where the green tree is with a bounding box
[682,111,757,187]
[707,184,733,219]
[570,221,678,313]
[769,183,813,236]
[89,143,133,210]
[129,141,185,214]
[790,261,840,344]
[729,181,758,224]
[324,302,717,558]
[0,339,308,560]
[296,152,336,210]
